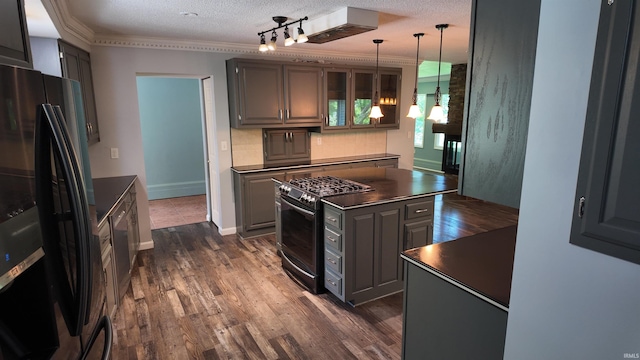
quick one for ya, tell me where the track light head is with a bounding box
[268,30,277,51]
[256,16,308,52]
[284,26,295,46]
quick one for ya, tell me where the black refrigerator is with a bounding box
[0,64,111,359]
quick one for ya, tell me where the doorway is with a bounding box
[137,75,217,229]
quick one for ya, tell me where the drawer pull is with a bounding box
[327,217,337,223]
[327,279,337,286]
[327,258,337,264]
[327,236,337,243]
[414,209,430,214]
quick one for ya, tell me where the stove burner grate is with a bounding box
[289,176,371,197]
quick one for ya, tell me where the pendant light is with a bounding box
[427,24,449,122]
[407,33,425,119]
[369,39,384,120]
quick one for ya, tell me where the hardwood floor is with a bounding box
[111,193,518,359]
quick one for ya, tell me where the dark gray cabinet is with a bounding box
[570,0,640,265]
[401,261,508,359]
[227,59,322,128]
[58,40,100,145]
[0,0,32,68]
[234,157,398,239]
[459,0,540,208]
[323,195,434,305]
[323,66,401,131]
[263,129,310,166]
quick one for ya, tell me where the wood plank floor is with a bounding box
[111,193,518,359]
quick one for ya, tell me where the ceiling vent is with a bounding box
[305,7,378,44]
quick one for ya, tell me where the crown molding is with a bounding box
[92,35,415,66]
[42,0,94,48]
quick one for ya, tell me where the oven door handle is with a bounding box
[282,252,315,279]
[281,197,315,217]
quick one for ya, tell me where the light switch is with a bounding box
[110,148,119,159]
[317,137,322,145]
[221,141,228,151]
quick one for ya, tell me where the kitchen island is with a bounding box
[313,167,458,305]
[400,225,517,359]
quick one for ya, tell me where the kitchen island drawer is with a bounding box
[405,199,434,220]
[324,227,343,252]
[325,247,342,275]
[324,206,343,230]
[324,269,343,297]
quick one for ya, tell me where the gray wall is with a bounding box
[504,1,640,358]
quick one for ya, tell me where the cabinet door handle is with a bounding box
[327,279,337,286]
[290,132,294,141]
[327,236,337,243]
[327,258,337,265]
[327,217,337,223]
[414,209,430,214]
[285,109,290,119]
[279,109,283,120]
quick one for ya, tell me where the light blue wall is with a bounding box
[504,1,640,358]
[136,77,205,200]
[413,79,449,171]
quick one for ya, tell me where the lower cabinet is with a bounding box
[233,157,398,238]
[274,181,282,254]
[323,196,434,305]
[402,261,508,359]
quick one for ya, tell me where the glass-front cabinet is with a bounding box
[351,69,376,129]
[322,67,400,131]
[377,69,402,128]
[325,68,350,130]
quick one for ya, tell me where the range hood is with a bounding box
[305,7,378,44]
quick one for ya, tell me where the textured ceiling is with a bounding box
[58,0,472,65]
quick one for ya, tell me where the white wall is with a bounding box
[87,46,237,246]
[388,63,417,170]
[504,1,640,358]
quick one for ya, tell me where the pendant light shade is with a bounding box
[427,24,449,122]
[369,39,384,120]
[407,33,424,119]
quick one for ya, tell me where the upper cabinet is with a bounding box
[0,0,32,68]
[31,38,101,145]
[227,58,402,131]
[59,41,100,145]
[570,0,640,265]
[227,59,323,128]
[322,66,401,132]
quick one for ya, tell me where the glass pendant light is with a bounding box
[258,34,268,52]
[407,33,424,119]
[427,24,449,122]
[369,39,384,119]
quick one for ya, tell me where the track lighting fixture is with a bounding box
[258,16,309,52]
[407,33,424,119]
[369,39,384,120]
[428,24,449,122]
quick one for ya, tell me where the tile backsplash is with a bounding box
[230,129,387,166]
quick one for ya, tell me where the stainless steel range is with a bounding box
[278,175,371,294]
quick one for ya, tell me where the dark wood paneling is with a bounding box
[378,209,401,285]
[460,0,541,208]
[351,213,375,292]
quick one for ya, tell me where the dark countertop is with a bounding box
[401,225,518,311]
[93,175,137,225]
[231,153,400,174]
[317,167,458,210]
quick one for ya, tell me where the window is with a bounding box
[413,94,427,148]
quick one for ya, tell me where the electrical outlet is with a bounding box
[317,137,322,145]
[110,148,119,159]
[408,131,412,139]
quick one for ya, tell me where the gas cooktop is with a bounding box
[288,175,372,197]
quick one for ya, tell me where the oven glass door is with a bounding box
[280,196,317,274]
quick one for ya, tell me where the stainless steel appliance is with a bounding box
[0,65,111,359]
[278,176,371,294]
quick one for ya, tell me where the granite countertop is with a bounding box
[93,175,137,225]
[231,153,400,174]
[401,225,518,311]
[318,167,458,210]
